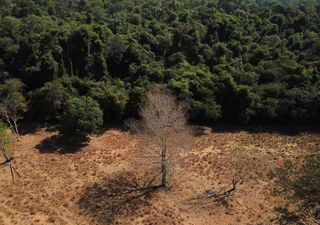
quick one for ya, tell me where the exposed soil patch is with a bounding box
[0,126,319,225]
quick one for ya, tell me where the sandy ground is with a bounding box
[0,125,319,225]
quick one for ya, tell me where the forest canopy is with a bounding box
[0,0,320,125]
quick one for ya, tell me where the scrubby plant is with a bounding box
[271,151,320,224]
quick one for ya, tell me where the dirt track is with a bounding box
[0,126,319,225]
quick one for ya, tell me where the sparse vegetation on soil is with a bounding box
[0,125,319,225]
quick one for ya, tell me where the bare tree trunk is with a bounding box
[1,148,9,162]
[10,162,16,181]
[161,144,168,188]
[4,110,19,138]
[61,55,66,75]
[161,146,167,187]
[1,144,20,182]
[4,110,14,134]
[87,39,91,59]
[69,57,74,76]
[13,118,19,138]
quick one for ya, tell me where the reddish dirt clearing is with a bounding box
[0,126,319,225]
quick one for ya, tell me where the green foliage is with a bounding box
[0,122,10,147]
[28,80,74,121]
[59,96,103,138]
[168,64,221,123]
[0,79,27,121]
[0,0,320,125]
[87,80,129,122]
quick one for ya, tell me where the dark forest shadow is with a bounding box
[35,133,89,154]
[78,172,162,225]
[34,124,128,154]
[19,123,60,135]
[96,124,129,136]
[210,125,320,136]
[192,126,213,136]
[19,123,41,135]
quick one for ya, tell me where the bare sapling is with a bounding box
[0,124,20,181]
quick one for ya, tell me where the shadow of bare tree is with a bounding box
[78,172,162,224]
[185,177,241,209]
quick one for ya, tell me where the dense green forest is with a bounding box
[1,0,320,126]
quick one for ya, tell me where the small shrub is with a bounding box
[59,96,103,139]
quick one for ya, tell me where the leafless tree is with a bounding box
[127,89,191,189]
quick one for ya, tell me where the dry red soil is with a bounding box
[0,126,319,225]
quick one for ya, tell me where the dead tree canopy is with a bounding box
[127,89,191,189]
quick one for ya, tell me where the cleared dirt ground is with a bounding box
[0,125,319,225]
